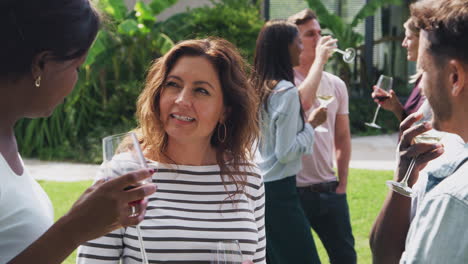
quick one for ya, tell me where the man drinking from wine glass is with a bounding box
[288,9,356,264]
[370,0,468,263]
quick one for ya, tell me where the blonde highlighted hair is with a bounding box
[404,17,423,83]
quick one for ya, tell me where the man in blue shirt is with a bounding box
[370,0,468,263]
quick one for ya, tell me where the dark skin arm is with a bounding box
[369,113,444,264]
[8,169,156,264]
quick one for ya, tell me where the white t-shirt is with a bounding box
[0,153,54,263]
[295,71,349,186]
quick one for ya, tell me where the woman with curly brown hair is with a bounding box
[77,38,265,264]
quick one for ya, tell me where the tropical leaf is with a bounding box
[149,0,179,15]
[99,0,127,21]
[351,0,403,27]
[305,0,346,36]
[134,1,156,23]
[118,19,139,36]
[153,33,174,55]
[84,31,109,66]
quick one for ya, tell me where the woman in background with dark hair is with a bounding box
[252,20,327,264]
[0,1,155,263]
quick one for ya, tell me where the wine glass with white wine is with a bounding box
[102,132,151,264]
[386,129,445,197]
[365,75,393,129]
[315,82,334,132]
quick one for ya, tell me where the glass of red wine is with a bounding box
[365,75,393,129]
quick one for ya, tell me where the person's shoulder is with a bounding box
[323,71,343,82]
[427,163,468,206]
[272,80,296,93]
[323,71,346,88]
[235,163,263,187]
[268,80,299,112]
[238,163,262,180]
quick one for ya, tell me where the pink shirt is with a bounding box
[294,71,349,186]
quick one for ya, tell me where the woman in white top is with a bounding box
[0,1,156,263]
[77,38,265,263]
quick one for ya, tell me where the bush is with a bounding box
[157,0,264,63]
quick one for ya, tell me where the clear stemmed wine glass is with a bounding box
[334,47,356,63]
[211,240,243,264]
[386,129,445,197]
[315,83,334,132]
[365,75,393,129]
[102,132,150,264]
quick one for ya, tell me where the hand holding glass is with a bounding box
[102,132,150,264]
[386,129,444,197]
[365,75,393,129]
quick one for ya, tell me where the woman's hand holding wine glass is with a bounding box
[365,75,393,129]
[371,87,403,114]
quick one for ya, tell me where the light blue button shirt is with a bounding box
[401,142,468,263]
[257,80,315,183]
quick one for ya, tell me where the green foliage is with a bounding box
[157,0,263,63]
[15,0,177,163]
[351,0,402,28]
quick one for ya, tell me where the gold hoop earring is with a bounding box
[35,76,42,88]
[218,123,227,143]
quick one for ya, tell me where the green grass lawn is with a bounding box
[39,168,393,264]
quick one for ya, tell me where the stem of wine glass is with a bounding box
[400,156,418,186]
[370,105,381,124]
[334,48,346,55]
[136,225,149,264]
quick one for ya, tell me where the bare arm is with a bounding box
[369,113,444,263]
[370,191,412,264]
[298,36,337,111]
[334,114,351,194]
[8,170,156,264]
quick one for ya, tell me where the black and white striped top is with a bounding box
[77,161,266,264]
